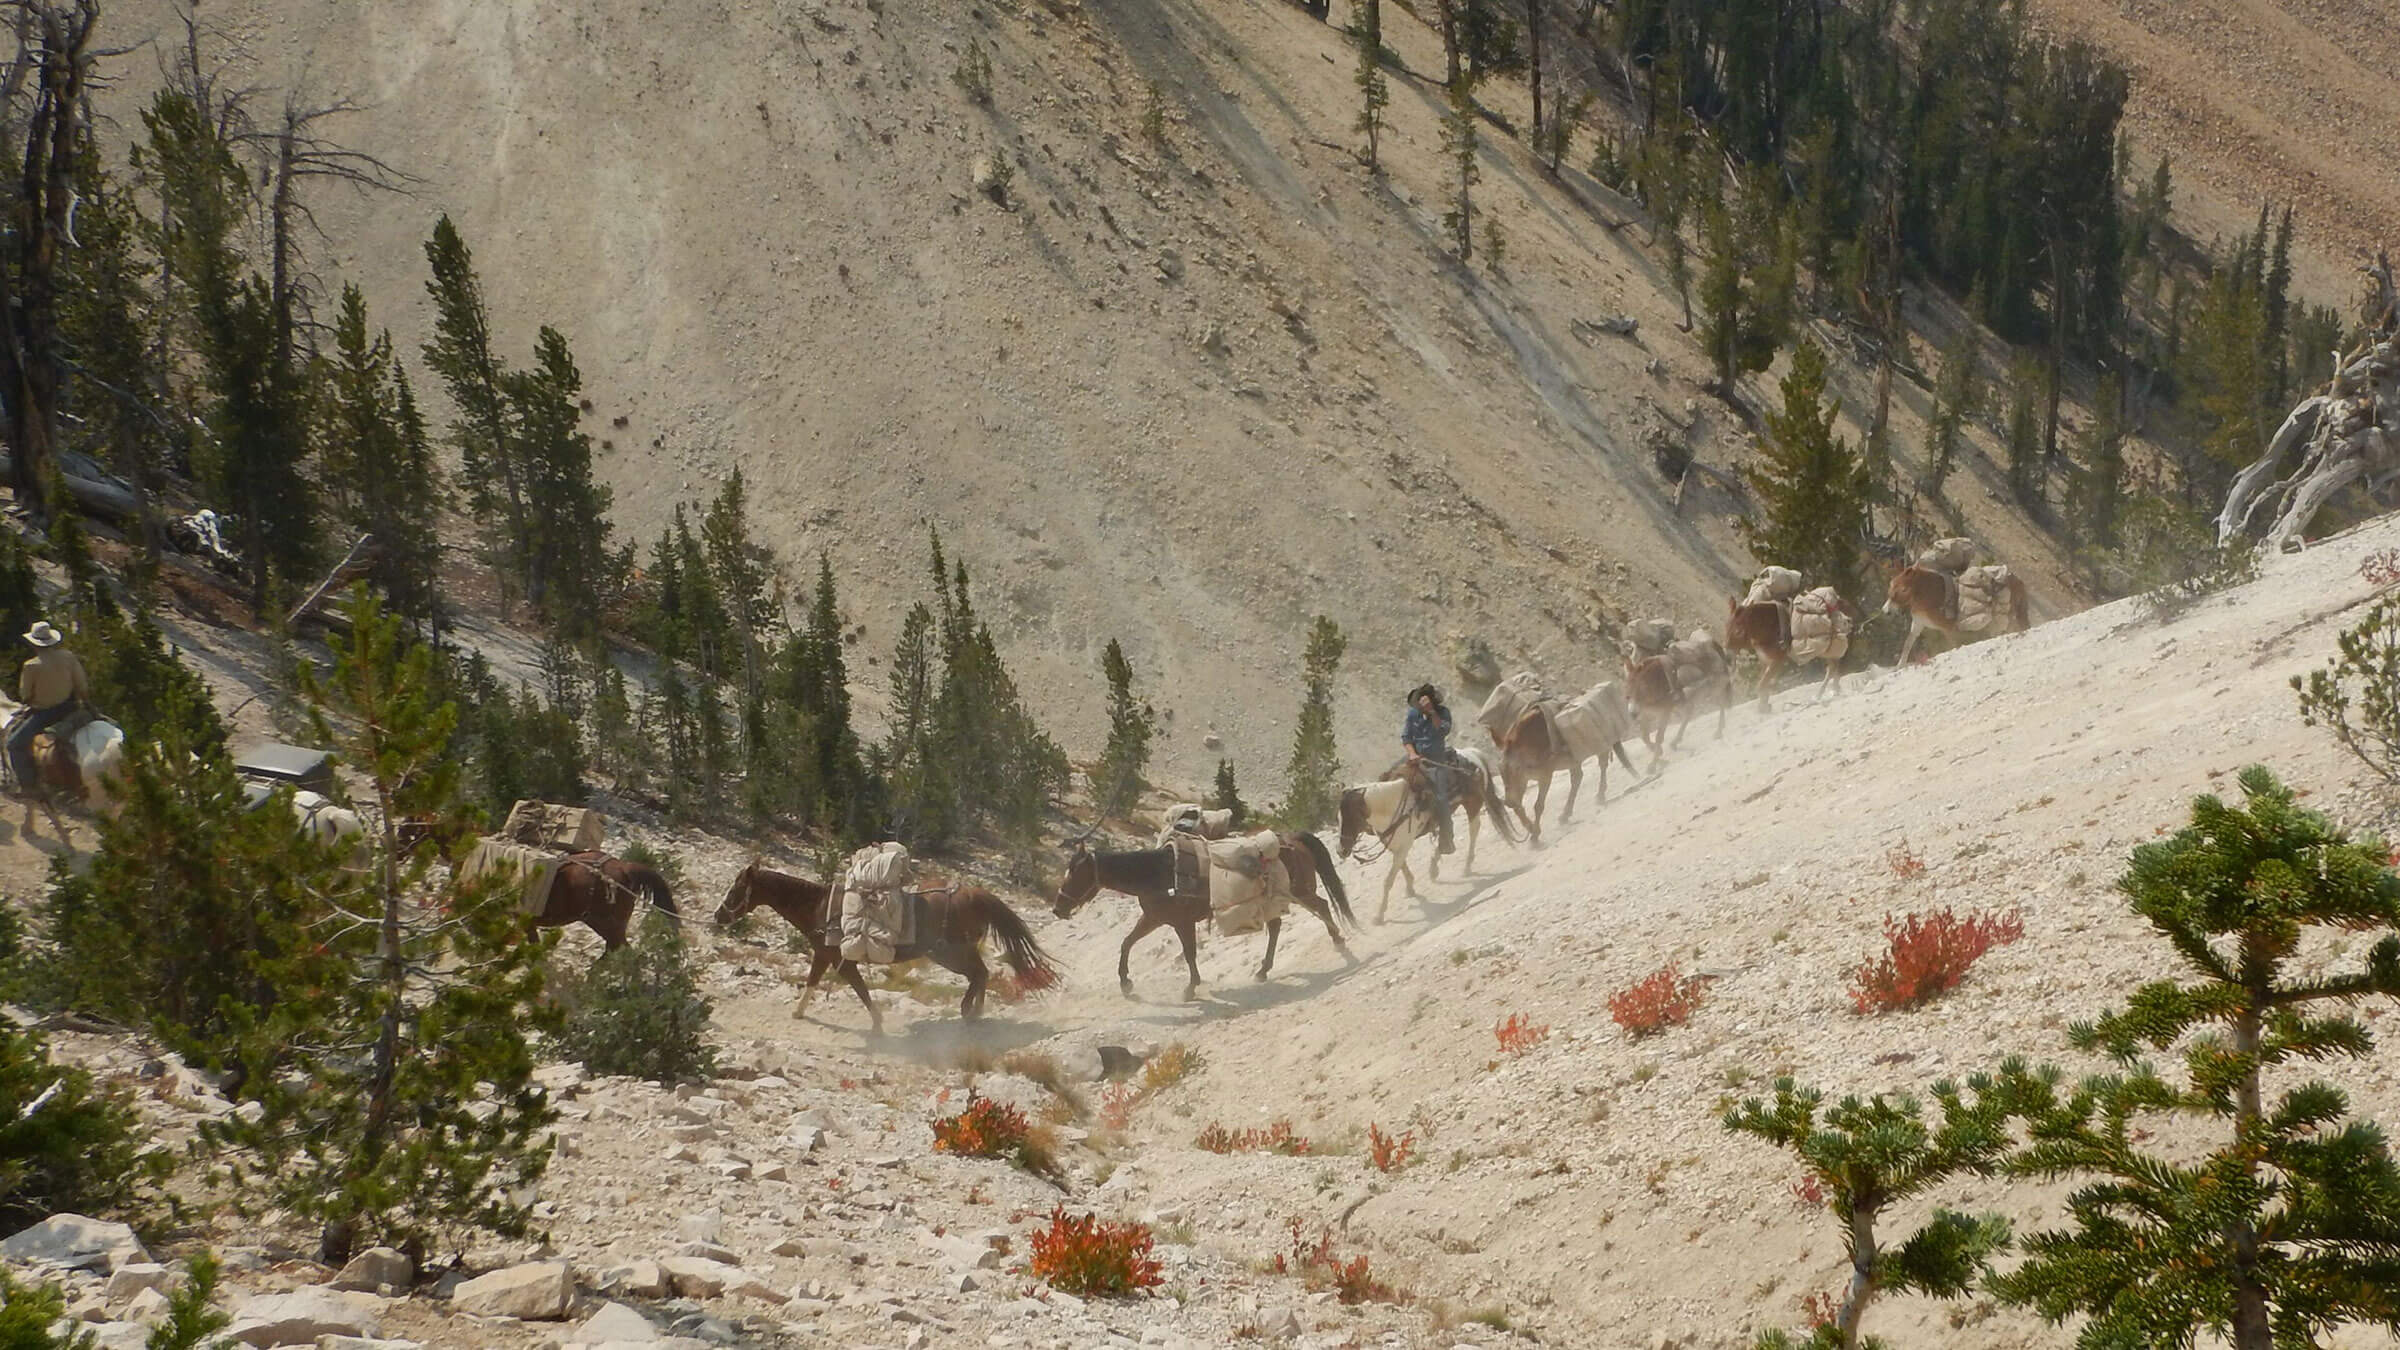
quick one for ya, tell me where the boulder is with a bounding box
[674,1241,739,1265]
[0,1214,151,1273]
[450,1260,575,1321]
[103,1263,172,1301]
[599,1260,669,1298]
[657,1256,735,1298]
[575,1302,657,1342]
[225,1287,383,1347]
[86,1324,149,1350]
[329,1247,413,1294]
[123,1287,171,1323]
[678,1209,722,1244]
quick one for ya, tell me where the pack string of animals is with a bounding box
[0,540,2027,1022]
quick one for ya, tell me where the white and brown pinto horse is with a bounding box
[1884,565,2031,664]
[1336,747,1519,921]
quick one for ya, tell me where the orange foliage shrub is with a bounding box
[2363,549,2400,589]
[1195,1120,1312,1155]
[1097,1083,1141,1131]
[1848,908,2024,1013]
[1366,1123,1415,1173]
[1026,1206,1163,1296]
[1885,843,1927,881]
[1494,1013,1550,1055]
[931,1092,1055,1175]
[1607,962,1706,1037]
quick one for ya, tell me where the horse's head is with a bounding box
[1336,786,1366,859]
[1053,842,1100,918]
[715,859,762,927]
[1724,595,1756,654]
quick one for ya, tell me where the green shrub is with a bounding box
[144,1253,231,1350]
[2293,595,2400,786]
[554,914,718,1085]
[0,1022,163,1231]
[0,1269,96,1348]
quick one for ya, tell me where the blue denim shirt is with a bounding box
[1402,704,1451,758]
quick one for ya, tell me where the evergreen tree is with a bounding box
[2184,244,2271,508]
[1990,767,2400,1349]
[320,285,443,624]
[2003,355,2045,505]
[1281,616,1346,830]
[1094,638,1157,821]
[1352,0,1388,172]
[1728,1078,2015,1348]
[1209,758,1247,822]
[505,327,616,637]
[57,143,166,563]
[2068,372,2127,549]
[555,913,718,1086]
[1740,341,1871,601]
[213,587,558,1264]
[0,1021,164,1228]
[422,216,526,617]
[884,601,952,845]
[1441,77,1480,260]
[1697,175,1794,389]
[1921,332,1981,498]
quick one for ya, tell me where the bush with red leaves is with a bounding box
[1494,1013,1550,1055]
[1195,1120,1312,1155]
[1026,1206,1163,1296]
[1848,908,2024,1013]
[1366,1123,1415,1173]
[1607,962,1707,1037]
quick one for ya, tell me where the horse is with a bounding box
[1884,565,2031,665]
[1337,746,1520,921]
[1724,593,1850,712]
[1493,701,1637,841]
[534,853,679,952]
[1052,831,1354,1001]
[716,860,1059,1031]
[1627,630,1733,749]
[0,696,127,818]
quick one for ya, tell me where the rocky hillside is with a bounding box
[102,0,2104,786]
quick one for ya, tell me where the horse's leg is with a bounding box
[1179,922,1204,998]
[1898,616,1923,666]
[839,960,883,1034]
[1528,770,1550,840]
[794,946,834,1019]
[1119,913,1166,999]
[1560,761,1583,822]
[952,946,990,1020]
[1714,680,1729,739]
[1254,918,1278,984]
[1463,803,1480,874]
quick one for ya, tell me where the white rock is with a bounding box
[85,1324,148,1350]
[329,1248,412,1294]
[0,1215,151,1273]
[122,1287,171,1324]
[658,1256,735,1298]
[600,1261,669,1298]
[769,1236,806,1258]
[574,1302,657,1343]
[784,1125,824,1154]
[225,1287,383,1346]
[450,1260,575,1321]
[103,1263,172,1301]
[314,1340,421,1350]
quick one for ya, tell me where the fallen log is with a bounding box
[286,533,376,629]
[0,452,141,523]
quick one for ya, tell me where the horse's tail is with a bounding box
[1469,751,1521,845]
[970,891,1062,989]
[630,862,679,921]
[1292,830,1353,930]
[2010,576,2030,631]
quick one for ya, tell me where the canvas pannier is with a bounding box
[1954,564,2013,632]
[1553,681,1634,762]
[1476,672,1546,741]
[1787,587,1854,662]
[501,799,605,853]
[1745,566,1806,606]
[1916,537,1977,574]
[1206,831,1292,937]
[1160,803,1236,842]
[461,838,566,918]
[1627,618,1678,657]
[839,842,916,963]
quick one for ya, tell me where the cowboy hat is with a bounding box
[23,622,61,649]
[1408,683,1441,705]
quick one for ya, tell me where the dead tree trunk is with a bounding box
[0,1,99,524]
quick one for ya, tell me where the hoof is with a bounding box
[1254,970,1271,983]
[1119,981,1137,1000]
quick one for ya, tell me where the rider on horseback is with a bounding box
[7,621,87,799]
[1402,683,1462,856]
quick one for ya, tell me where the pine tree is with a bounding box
[0,1021,164,1228]
[1697,179,1793,390]
[2069,372,2127,549]
[1441,77,1480,260]
[2003,355,2044,506]
[422,216,526,617]
[505,328,616,637]
[1728,1078,2015,1348]
[321,285,443,624]
[1209,758,1247,822]
[57,144,166,563]
[1921,333,1981,498]
[884,601,952,845]
[1352,0,1389,172]
[1989,767,2400,1349]
[1094,638,1157,821]
[1740,341,1871,601]
[1281,616,1346,830]
[212,587,559,1264]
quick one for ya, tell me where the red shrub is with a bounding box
[1366,1123,1415,1173]
[932,1092,1055,1175]
[1607,962,1706,1037]
[1196,1120,1312,1155]
[1330,1253,1404,1305]
[1026,1206,1163,1296]
[1848,908,2024,1013]
[1271,1217,1405,1304]
[1097,1083,1141,1131]
[1790,1174,1826,1209]
[1494,1013,1550,1055]
[1800,1290,1840,1329]
[2364,549,2400,589]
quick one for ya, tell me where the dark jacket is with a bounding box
[1402,703,1453,759]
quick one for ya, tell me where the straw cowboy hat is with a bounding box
[23,622,61,649]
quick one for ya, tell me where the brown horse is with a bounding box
[1494,704,1636,842]
[1052,832,1354,1000]
[1337,748,1521,920]
[533,853,679,951]
[1884,565,2031,664]
[715,861,1060,1031]
[1724,594,1850,712]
